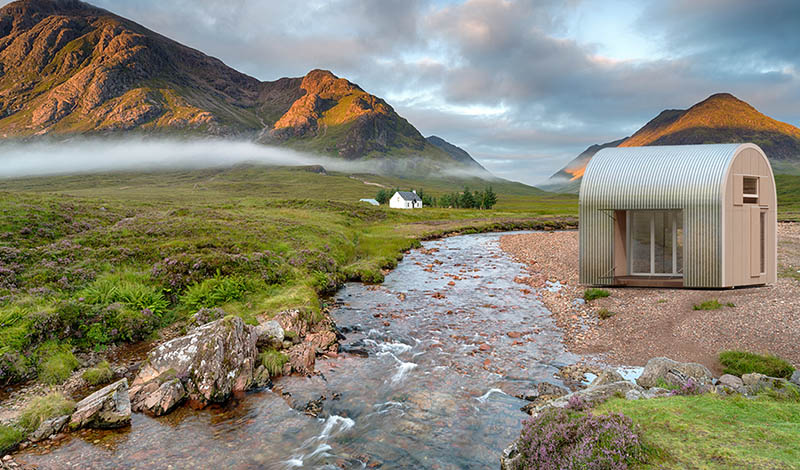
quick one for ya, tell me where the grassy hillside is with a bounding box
[0,166,576,385]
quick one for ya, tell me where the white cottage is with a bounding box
[389,191,423,209]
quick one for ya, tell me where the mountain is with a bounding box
[544,93,800,192]
[425,136,486,171]
[0,0,485,176]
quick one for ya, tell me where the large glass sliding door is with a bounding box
[628,211,683,276]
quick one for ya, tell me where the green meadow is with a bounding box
[0,165,576,385]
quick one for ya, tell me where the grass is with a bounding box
[18,393,76,433]
[0,424,24,453]
[0,165,577,385]
[693,299,723,311]
[597,394,800,469]
[82,360,114,385]
[597,308,615,320]
[37,344,79,385]
[719,350,796,379]
[259,349,289,376]
[583,288,610,302]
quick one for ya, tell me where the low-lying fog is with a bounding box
[0,138,493,180]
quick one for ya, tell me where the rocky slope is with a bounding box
[544,93,800,192]
[0,0,482,175]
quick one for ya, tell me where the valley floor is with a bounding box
[500,223,800,373]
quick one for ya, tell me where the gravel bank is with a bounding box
[500,224,800,374]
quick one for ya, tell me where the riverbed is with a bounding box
[17,232,578,469]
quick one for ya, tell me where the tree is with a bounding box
[481,186,497,209]
[459,187,475,209]
[375,189,390,204]
[415,188,434,207]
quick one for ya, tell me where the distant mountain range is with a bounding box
[0,0,486,176]
[543,93,800,192]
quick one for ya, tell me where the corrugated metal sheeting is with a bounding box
[579,144,742,287]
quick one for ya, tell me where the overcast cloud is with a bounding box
[2,0,799,185]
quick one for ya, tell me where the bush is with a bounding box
[18,392,76,433]
[0,424,24,453]
[82,360,114,385]
[37,344,79,385]
[584,288,610,302]
[259,349,289,376]
[719,350,795,379]
[515,407,649,469]
[693,299,722,310]
[181,276,251,310]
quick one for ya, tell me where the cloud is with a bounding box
[1,0,799,185]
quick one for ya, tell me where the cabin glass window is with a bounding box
[628,210,683,276]
[743,176,759,204]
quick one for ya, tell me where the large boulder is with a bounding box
[30,415,70,442]
[718,374,744,389]
[256,320,284,349]
[636,357,713,388]
[70,379,131,430]
[130,316,259,414]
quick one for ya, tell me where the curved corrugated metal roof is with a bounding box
[580,143,743,208]
[578,143,764,288]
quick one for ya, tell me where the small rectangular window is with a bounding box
[743,176,759,204]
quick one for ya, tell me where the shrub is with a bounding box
[516,407,649,469]
[37,344,79,385]
[181,276,251,310]
[0,424,23,453]
[598,308,615,320]
[82,360,114,385]
[719,350,795,379]
[584,288,610,302]
[259,349,289,376]
[18,393,76,433]
[693,299,722,310]
[670,378,702,396]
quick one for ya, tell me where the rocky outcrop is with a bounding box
[636,357,713,388]
[256,320,284,349]
[30,415,69,442]
[130,316,258,414]
[69,378,131,430]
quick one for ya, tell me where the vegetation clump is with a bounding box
[597,308,615,319]
[181,276,251,310]
[82,360,114,385]
[18,393,76,433]
[583,288,610,302]
[719,350,795,379]
[38,343,79,385]
[692,299,722,310]
[0,424,24,453]
[515,407,649,470]
[259,349,289,376]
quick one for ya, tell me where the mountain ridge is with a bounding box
[544,93,800,192]
[0,0,486,176]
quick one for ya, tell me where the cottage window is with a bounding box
[743,176,759,204]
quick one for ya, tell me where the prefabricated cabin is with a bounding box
[579,143,777,288]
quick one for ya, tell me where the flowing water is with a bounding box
[18,232,578,469]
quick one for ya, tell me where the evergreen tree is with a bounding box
[459,187,475,209]
[375,189,390,204]
[482,186,497,209]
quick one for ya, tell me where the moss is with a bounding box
[259,349,289,377]
[82,360,114,385]
[18,393,76,433]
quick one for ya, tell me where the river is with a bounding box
[18,232,578,469]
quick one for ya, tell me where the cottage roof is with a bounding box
[395,191,422,202]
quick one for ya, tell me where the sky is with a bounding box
[3,0,800,185]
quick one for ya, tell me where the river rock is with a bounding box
[718,374,744,389]
[252,365,272,389]
[541,381,643,413]
[140,378,186,416]
[741,373,799,399]
[256,320,285,349]
[130,316,259,411]
[625,389,644,400]
[287,342,316,375]
[636,357,713,388]
[70,379,131,430]
[189,307,227,327]
[642,387,672,399]
[275,309,310,337]
[307,330,338,353]
[30,415,70,442]
[791,370,800,386]
[499,441,521,470]
[742,372,766,386]
[590,369,624,388]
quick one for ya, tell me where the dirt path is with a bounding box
[500,224,800,374]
